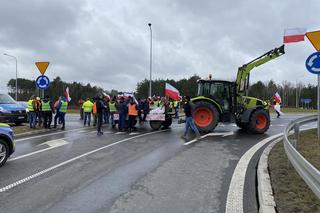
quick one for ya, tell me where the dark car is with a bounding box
[0,94,28,125]
[0,123,15,167]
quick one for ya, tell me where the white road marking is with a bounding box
[184,131,234,146]
[115,132,126,135]
[0,129,169,193]
[103,131,114,134]
[36,139,68,147]
[129,132,139,135]
[16,127,91,142]
[225,133,283,213]
[9,139,68,162]
[183,134,209,146]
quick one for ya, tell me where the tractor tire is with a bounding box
[162,117,172,129]
[248,109,270,134]
[150,121,162,131]
[193,101,219,133]
[236,121,248,130]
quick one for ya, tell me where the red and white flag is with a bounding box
[273,92,281,103]
[165,83,180,101]
[283,28,306,43]
[65,87,71,102]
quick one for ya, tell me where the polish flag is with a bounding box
[165,83,180,101]
[273,92,281,103]
[64,87,71,102]
[283,28,306,43]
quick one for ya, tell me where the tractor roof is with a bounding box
[197,79,234,84]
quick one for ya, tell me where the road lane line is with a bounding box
[129,132,139,135]
[9,139,68,162]
[183,134,210,145]
[0,129,169,193]
[115,132,126,135]
[225,133,283,213]
[16,127,92,142]
[183,131,234,146]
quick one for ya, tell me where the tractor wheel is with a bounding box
[248,109,270,134]
[150,121,162,131]
[162,117,172,128]
[193,101,219,133]
[236,121,248,130]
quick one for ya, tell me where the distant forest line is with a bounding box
[5,75,318,108]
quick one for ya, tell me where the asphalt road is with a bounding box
[0,113,310,213]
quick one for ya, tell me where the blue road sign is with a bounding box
[300,98,312,104]
[36,75,50,90]
[306,52,320,74]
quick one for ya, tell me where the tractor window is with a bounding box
[198,82,231,111]
[197,82,211,96]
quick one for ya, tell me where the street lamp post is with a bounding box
[4,53,18,101]
[148,23,152,98]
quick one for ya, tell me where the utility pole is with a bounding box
[148,23,152,98]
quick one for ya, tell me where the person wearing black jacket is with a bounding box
[182,96,200,140]
[117,97,128,131]
[42,95,54,129]
[96,95,106,136]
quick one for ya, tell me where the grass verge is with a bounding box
[11,124,45,134]
[279,107,317,113]
[269,130,320,212]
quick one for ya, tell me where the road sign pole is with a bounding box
[318,74,320,141]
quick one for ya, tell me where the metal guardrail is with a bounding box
[283,114,320,198]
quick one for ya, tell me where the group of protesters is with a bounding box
[27,95,68,130]
[78,95,180,135]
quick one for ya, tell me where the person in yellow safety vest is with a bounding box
[128,98,138,133]
[154,97,161,108]
[109,97,117,128]
[82,97,94,126]
[173,100,179,118]
[41,95,54,129]
[27,95,37,129]
[54,97,68,130]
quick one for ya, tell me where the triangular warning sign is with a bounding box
[35,62,49,75]
[306,31,320,51]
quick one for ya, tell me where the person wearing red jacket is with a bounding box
[78,98,84,120]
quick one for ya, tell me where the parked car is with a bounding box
[0,94,28,125]
[18,101,29,122]
[0,123,15,167]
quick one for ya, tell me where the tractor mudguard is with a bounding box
[191,96,223,114]
[241,107,268,123]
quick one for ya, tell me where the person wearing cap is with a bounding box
[181,96,200,141]
[96,94,106,135]
[78,98,84,120]
[82,97,94,126]
[92,98,97,126]
[128,97,138,132]
[109,97,117,128]
[36,97,42,127]
[117,96,127,132]
[53,96,68,130]
[27,95,37,128]
[42,95,54,129]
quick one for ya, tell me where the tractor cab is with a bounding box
[196,79,236,122]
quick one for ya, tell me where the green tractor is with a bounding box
[192,45,285,134]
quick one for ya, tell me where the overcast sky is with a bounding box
[0,0,318,94]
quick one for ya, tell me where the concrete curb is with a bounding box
[257,136,283,213]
